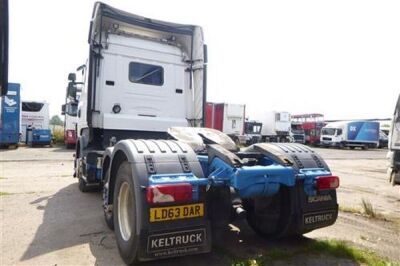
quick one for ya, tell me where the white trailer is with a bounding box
[21,101,50,143]
[205,102,246,144]
[257,111,291,142]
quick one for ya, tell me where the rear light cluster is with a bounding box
[146,183,193,204]
[316,176,340,191]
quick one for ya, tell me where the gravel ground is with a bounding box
[0,146,399,265]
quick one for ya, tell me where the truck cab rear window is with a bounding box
[129,62,163,86]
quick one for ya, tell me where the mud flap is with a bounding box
[137,222,211,261]
[292,180,338,234]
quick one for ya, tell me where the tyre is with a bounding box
[244,187,293,239]
[113,161,139,265]
[362,145,368,150]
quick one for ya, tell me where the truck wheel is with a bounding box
[362,145,368,150]
[244,187,292,239]
[113,161,139,265]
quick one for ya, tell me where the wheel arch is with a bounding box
[107,140,145,206]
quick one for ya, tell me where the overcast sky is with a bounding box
[8,0,400,120]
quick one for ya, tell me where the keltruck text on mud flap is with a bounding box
[68,3,340,264]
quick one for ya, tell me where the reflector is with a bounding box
[316,176,340,191]
[147,183,192,204]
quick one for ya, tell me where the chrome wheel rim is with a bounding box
[118,181,133,241]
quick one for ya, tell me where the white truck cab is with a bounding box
[70,3,206,150]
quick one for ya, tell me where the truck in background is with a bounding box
[320,121,379,149]
[290,121,305,144]
[205,102,246,144]
[256,111,291,142]
[0,83,20,148]
[291,114,325,145]
[243,120,262,145]
[61,101,78,149]
[388,94,400,185]
[21,101,52,146]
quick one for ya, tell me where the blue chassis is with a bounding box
[147,155,332,200]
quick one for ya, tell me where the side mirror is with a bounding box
[61,104,66,115]
[67,82,77,99]
[68,73,76,82]
[0,0,9,96]
[76,64,86,75]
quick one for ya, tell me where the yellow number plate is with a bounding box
[149,203,204,222]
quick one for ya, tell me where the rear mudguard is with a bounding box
[204,142,338,234]
[105,139,211,261]
[247,143,338,234]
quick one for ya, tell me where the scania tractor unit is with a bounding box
[70,3,340,264]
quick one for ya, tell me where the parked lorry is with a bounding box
[256,111,291,142]
[292,114,325,145]
[388,94,400,186]
[21,101,52,146]
[205,102,246,144]
[61,101,78,148]
[0,83,20,148]
[290,122,306,144]
[68,3,339,264]
[320,121,379,149]
[243,120,262,145]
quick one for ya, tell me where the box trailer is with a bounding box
[205,102,246,144]
[0,83,20,148]
[320,121,379,149]
[256,111,291,142]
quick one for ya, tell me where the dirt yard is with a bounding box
[0,146,399,265]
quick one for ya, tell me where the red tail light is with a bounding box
[316,176,340,191]
[146,183,192,204]
[67,131,73,137]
